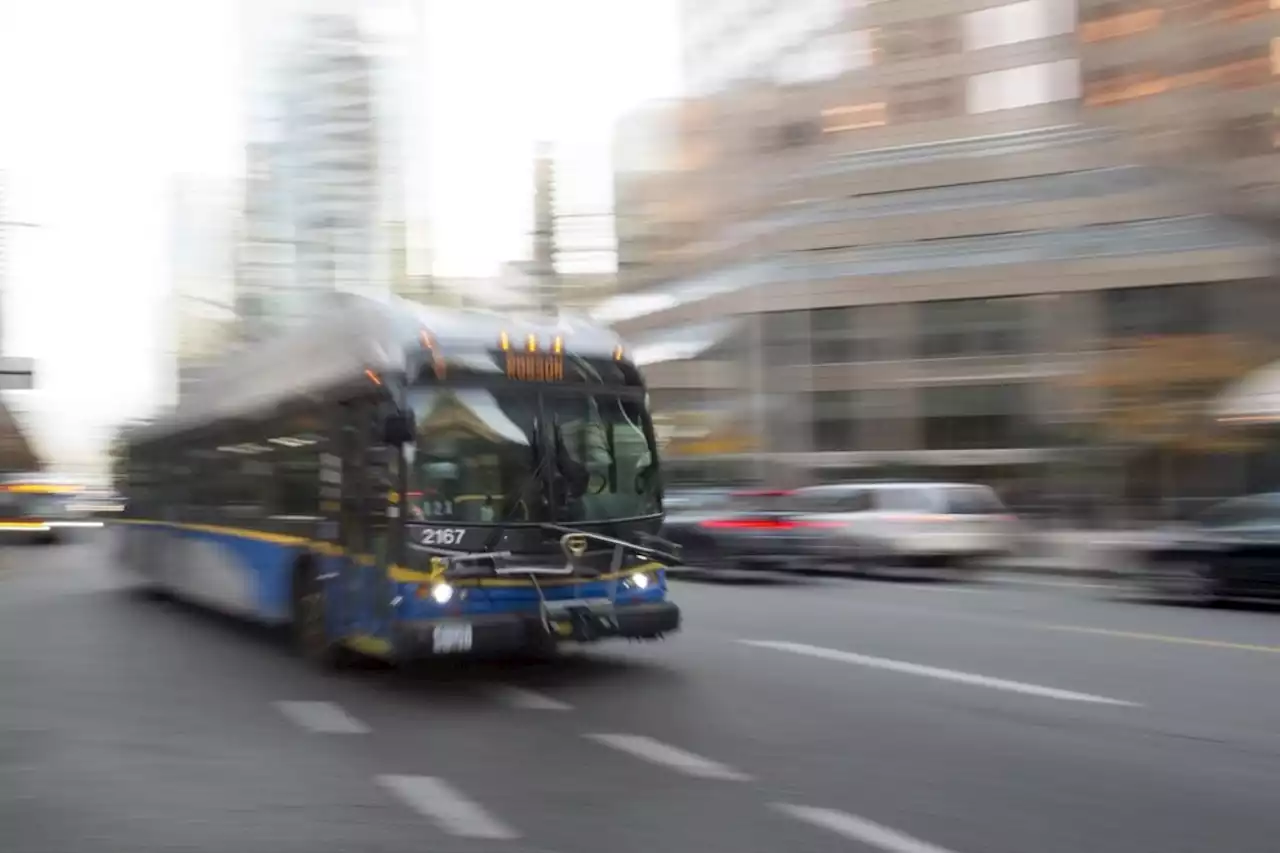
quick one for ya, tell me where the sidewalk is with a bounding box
[990,528,1156,578]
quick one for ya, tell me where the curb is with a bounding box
[985,561,1122,580]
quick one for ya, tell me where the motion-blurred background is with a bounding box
[1,0,1279,525]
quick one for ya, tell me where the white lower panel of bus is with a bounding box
[170,536,259,618]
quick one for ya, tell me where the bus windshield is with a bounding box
[406,385,660,526]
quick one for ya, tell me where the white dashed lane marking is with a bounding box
[584,733,751,781]
[486,684,572,711]
[273,701,371,734]
[377,775,520,840]
[741,640,1140,707]
[774,804,964,853]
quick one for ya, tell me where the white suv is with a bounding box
[792,481,1016,576]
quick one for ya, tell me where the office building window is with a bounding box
[768,119,821,151]
[921,384,1030,450]
[822,102,888,133]
[775,33,852,84]
[811,307,857,365]
[1079,7,1162,41]
[809,306,892,364]
[967,60,1080,113]
[1214,45,1274,89]
[1170,44,1274,91]
[1168,0,1271,24]
[890,79,964,123]
[879,16,962,62]
[1083,64,1168,105]
[1103,284,1211,340]
[850,28,879,69]
[1218,113,1280,157]
[964,0,1075,52]
[917,298,1028,358]
[763,309,810,368]
[810,391,859,452]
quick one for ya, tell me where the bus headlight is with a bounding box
[430,582,454,604]
[627,571,651,590]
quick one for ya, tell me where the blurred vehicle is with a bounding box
[70,486,125,517]
[791,481,1017,577]
[117,295,682,668]
[661,488,820,573]
[0,476,99,543]
[1135,493,1280,604]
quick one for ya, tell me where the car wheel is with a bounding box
[1148,560,1220,606]
[948,556,985,583]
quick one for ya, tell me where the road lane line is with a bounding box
[1041,624,1280,654]
[487,684,572,711]
[376,775,519,839]
[774,804,963,853]
[990,576,1113,590]
[584,733,751,781]
[741,640,1139,707]
[272,701,370,734]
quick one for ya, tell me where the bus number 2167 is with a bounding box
[420,528,466,546]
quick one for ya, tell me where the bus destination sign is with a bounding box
[505,351,564,382]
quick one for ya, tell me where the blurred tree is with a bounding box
[1069,333,1273,510]
[1075,334,1269,452]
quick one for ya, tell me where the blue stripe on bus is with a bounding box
[117,519,666,623]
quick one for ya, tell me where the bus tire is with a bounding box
[291,558,348,670]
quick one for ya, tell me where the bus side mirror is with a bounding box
[382,411,416,446]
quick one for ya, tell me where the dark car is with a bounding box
[1138,493,1280,604]
[661,488,821,573]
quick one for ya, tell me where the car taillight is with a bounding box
[700,518,795,530]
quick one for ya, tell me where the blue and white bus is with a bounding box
[116,294,682,666]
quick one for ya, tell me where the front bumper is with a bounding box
[393,601,682,658]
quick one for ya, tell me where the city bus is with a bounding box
[116,294,682,666]
[0,474,99,542]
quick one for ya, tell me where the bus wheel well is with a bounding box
[291,554,316,601]
[289,552,347,669]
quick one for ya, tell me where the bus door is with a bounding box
[337,400,393,639]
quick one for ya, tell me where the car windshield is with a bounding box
[406,385,660,525]
[942,485,1006,515]
[0,491,66,519]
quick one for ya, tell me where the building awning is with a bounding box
[629,318,742,366]
[1215,360,1280,423]
[594,215,1272,326]
[651,406,759,458]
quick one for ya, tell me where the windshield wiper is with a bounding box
[532,522,682,571]
[549,419,589,504]
[477,416,559,554]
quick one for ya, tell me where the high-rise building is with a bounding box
[1078,0,1280,222]
[0,171,6,338]
[235,0,428,338]
[681,0,851,95]
[530,142,559,311]
[165,176,238,407]
[605,0,1279,496]
[0,171,40,471]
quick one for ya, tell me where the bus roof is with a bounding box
[132,294,628,445]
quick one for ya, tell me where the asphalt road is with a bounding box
[4,538,1280,853]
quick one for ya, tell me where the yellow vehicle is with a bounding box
[0,475,92,543]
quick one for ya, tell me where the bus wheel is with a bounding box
[291,561,346,669]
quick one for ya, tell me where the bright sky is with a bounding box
[0,0,681,472]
